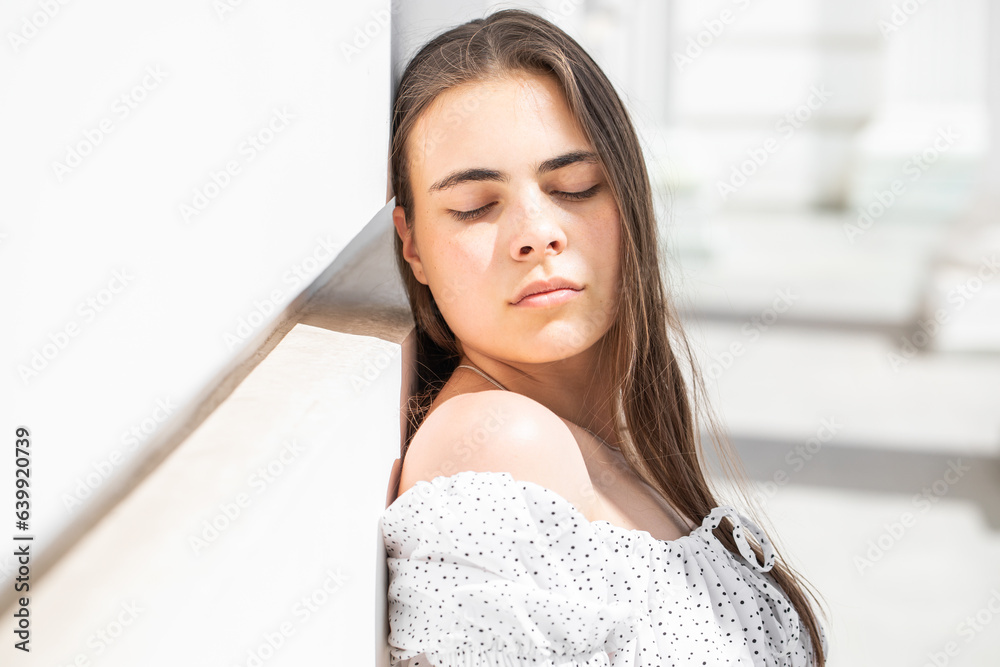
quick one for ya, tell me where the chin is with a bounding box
[508,333,602,364]
[459,318,608,364]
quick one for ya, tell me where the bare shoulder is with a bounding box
[397,390,597,520]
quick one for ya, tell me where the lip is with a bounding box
[514,288,582,308]
[512,278,583,306]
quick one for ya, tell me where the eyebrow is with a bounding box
[427,150,600,194]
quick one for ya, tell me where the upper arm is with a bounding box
[397,390,597,521]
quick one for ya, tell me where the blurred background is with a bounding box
[2,0,998,665]
[509,1,1000,665]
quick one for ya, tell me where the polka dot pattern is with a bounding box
[381,470,827,666]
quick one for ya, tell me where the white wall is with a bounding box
[0,0,391,583]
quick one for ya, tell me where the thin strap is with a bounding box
[697,505,776,573]
[455,364,508,391]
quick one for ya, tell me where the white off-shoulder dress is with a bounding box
[381,470,827,667]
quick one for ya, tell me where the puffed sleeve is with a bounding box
[380,470,638,667]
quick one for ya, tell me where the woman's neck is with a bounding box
[456,348,622,449]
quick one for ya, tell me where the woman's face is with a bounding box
[394,71,621,365]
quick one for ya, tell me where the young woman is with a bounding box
[381,9,828,666]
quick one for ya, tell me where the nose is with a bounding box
[508,192,567,260]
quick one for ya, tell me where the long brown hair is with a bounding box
[389,8,827,664]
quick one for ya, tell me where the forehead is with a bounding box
[406,72,593,187]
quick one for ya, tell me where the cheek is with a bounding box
[589,205,622,275]
[424,233,495,312]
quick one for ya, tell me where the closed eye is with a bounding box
[448,184,602,222]
[449,202,496,222]
[555,183,601,201]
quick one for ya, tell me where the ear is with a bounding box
[393,205,428,285]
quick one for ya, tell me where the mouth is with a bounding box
[512,277,584,305]
[512,286,583,308]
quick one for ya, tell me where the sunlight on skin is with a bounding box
[392,71,622,432]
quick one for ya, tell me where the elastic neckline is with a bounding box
[448,367,776,572]
[389,469,776,574]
